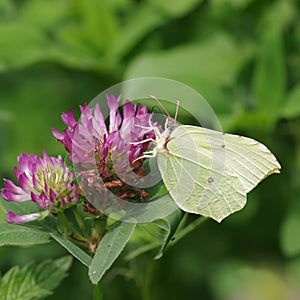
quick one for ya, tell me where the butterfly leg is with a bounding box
[130,138,156,146]
[134,123,160,136]
[135,116,162,133]
[132,152,155,163]
[134,124,153,131]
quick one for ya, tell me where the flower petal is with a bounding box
[13,166,20,178]
[73,187,79,201]
[31,192,51,209]
[107,95,122,132]
[3,179,25,194]
[61,109,77,128]
[17,153,34,173]
[6,211,42,224]
[93,103,107,134]
[123,100,135,120]
[51,128,64,140]
[49,189,57,204]
[18,173,33,192]
[1,189,30,202]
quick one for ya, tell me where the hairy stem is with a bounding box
[72,206,90,240]
[167,216,209,249]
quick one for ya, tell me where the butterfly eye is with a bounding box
[166,120,177,132]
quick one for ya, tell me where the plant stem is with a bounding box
[167,216,209,249]
[93,283,103,300]
[174,212,189,232]
[57,211,91,250]
[125,242,161,261]
[141,263,154,300]
[131,257,155,300]
[127,216,209,260]
[57,211,72,237]
[72,206,90,240]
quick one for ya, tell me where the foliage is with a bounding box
[0,0,299,299]
[0,256,72,300]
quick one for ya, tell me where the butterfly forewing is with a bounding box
[157,126,247,222]
[157,125,281,222]
[176,126,281,193]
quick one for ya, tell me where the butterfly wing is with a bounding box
[157,125,280,222]
[176,126,281,192]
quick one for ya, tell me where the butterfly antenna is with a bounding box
[174,100,179,121]
[149,95,170,118]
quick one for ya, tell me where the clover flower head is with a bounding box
[52,95,157,203]
[1,151,78,223]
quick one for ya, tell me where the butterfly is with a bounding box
[134,96,281,222]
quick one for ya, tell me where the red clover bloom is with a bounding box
[52,95,157,205]
[2,151,78,224]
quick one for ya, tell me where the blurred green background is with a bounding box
[0,0,300,299]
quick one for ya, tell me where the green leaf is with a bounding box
[111,4,165,58]
[19,0,70,31]
[112,211,183,261]
[89,221,136,284]
[287,256,300,287]
[148,0,204,18]
[0,223,51,246]
[52,23,115,71]
[209,260,249,300]
[0,204,6,222]
[0,197,58,232]
[210,260,288,300]
[282,85,300,119]
[125,33,252,87]
[252,29,286,121]
[0,256,72,300]
[74,0,118,52]
[154,209,184,259]
[50,232,92,267]
[53,0,118,64]
[280,210,300,257]
[125,222,167,261]
[0,0,14,19]
[33,256,72,290]
[210,0,254,10]
[258,0,296,34]
[0,197,40,217]
[6,0,119,72]
[0,24,49,71]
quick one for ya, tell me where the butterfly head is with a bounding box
[149,95,179,133]
[165,116,178,133]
